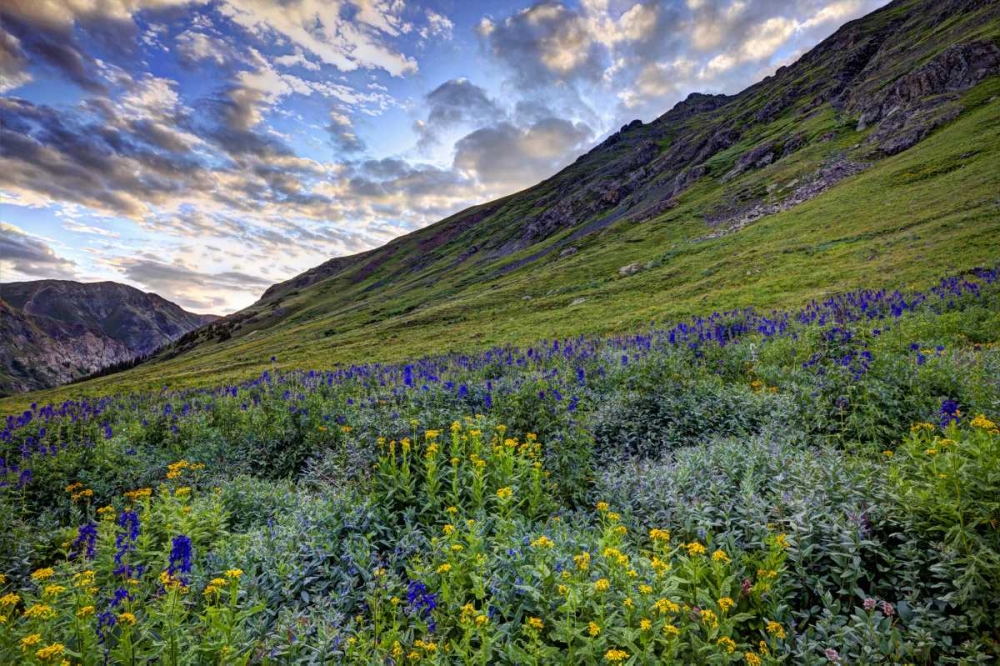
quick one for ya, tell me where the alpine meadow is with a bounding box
[1,0,999,664]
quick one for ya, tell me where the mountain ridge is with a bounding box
[186,0,999,336]
[0,280,216,395]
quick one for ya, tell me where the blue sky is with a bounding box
[1,0,887,313]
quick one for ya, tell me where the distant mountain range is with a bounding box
[0,280,216,395]
[2,0,999,403]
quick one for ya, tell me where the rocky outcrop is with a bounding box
[703,158,869,240]
[618,263,643,277]
[850,40,1000,153]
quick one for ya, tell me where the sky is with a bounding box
[0,0,889,314]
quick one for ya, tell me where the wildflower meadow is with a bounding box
[1,268,999,664]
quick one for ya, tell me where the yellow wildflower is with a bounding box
[73,570,95,587]
[594,578,610,593]
[225,569,244,580]
[436,563,451,574]
[588,621,601,637]
[654,598,680,614]
[166,460,189,479]
[531,535,555,549]
[745,652,762,666]
[596,501,609,512]
[640,618,652,631]
[43,585,66,597]
[766,620,786,639]
[685,542,706,556]
[718,597,735,612]
[443,524,455,535]
[124,488,152,501]
[31,568,55,581]
[1,592,20,606]
[712,549,730,564]
[882,450,894,457]
[663,623,680,637]
[20,634,42,650]
[119,612,137,625]
[717,637,737,653]
[971,414,997,431]
[496,486,513,501]
[77,605,95,618]
[574,551,591,571]
[605,648,629,663]
[774,534,790,550]
[527,617,544,630]
[925,448,938,455]
[701,609,719,628]
[24,604,55,619]
[651,557,670,574]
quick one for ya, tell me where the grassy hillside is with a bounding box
[4,76,998,412]
[2,0,999,412]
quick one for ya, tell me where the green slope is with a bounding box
[3,0,999,411]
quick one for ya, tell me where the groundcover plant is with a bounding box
[1,268,998,664]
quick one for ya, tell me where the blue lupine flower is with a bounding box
[939,399,961,427]
[168,534,193,575]
[71,522,98,560]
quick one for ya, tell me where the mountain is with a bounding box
[3,0,1000,405]
[0,280,216,395]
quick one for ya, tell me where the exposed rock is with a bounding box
[871,99,962,155]
[559,247,578,258]
[618,263,643,277]
[703,158,869,240]
[722,141,777,182]
[851,40,1000,153]
[570,297,588,306]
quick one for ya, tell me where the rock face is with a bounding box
[0,281,216,395]
[850,41,1000,154]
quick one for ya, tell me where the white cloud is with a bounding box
[219,0,417,76]
[176,31,233,66]
[421,10,455,41]
[63,222,121,238]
